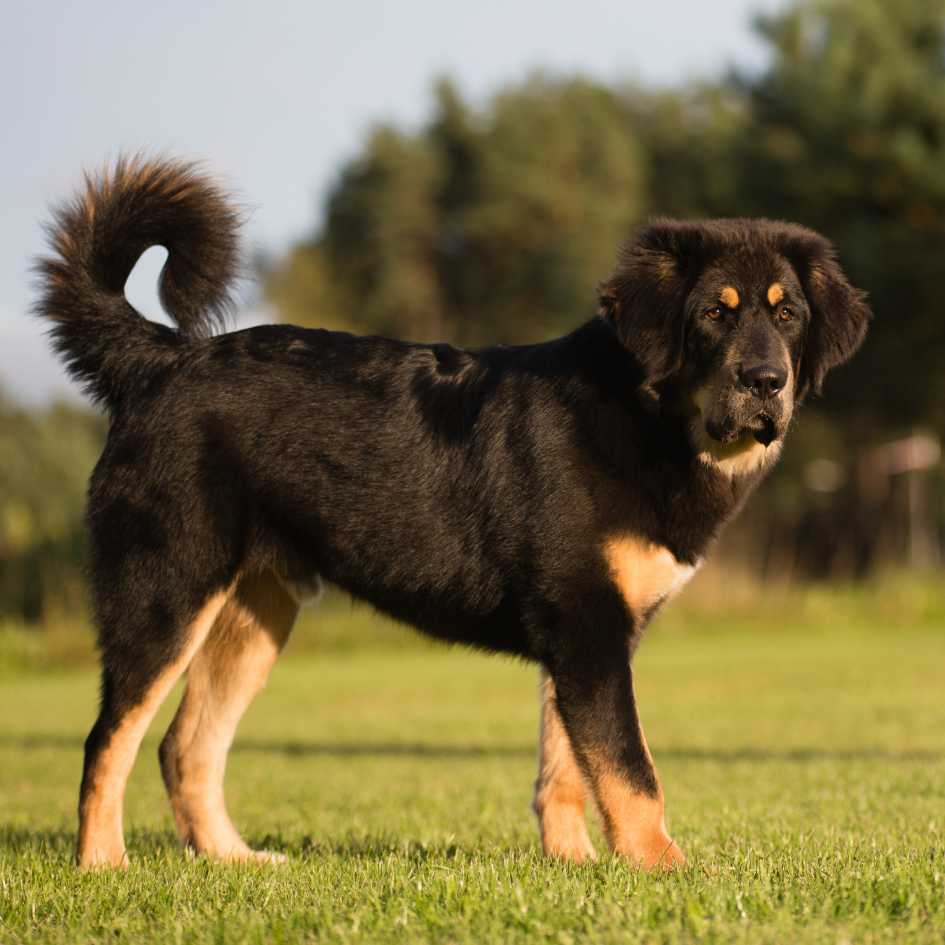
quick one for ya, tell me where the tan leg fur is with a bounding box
[532,670,597,862]
[588,719,685,870]
[77,591,230,869]
[159,571,299,862]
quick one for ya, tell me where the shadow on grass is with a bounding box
[0,824,517,864]
[0,826,75,855]
[660,746,945,763]
[0,733,941,763]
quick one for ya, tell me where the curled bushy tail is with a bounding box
[34,155,243,409]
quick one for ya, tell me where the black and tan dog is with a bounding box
[35,157,869,870]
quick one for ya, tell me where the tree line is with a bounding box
[263,0,945,580]
[3,0,943,624]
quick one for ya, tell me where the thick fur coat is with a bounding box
[35,157,869,869]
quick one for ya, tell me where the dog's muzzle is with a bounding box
[739,361,790,445]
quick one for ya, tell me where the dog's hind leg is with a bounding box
[532,669,597,862]
[158,570,299,862]
[77,589,230,869]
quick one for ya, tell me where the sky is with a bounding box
[2,0,784,404]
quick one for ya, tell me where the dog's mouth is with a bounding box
[703,412,780,448]
[747,413,778,447]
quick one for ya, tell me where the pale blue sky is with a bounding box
[2,0,783,403]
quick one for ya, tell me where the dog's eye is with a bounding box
[778,306,794,322]
[705,306,723,321]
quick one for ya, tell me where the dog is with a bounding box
[34,156,869,869]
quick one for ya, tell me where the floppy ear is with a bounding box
[598,220,701,390]
[782,232,871,400]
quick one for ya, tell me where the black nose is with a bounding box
[739,364,787,399]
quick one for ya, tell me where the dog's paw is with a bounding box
[540,803,598,863]
[628,833,686,871]
[186,842,288,865]
[76,844,130,871]
[246,849,288,865]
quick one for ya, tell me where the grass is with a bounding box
[1,581,944,943]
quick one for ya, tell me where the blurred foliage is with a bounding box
[269,75,647,344]
[0,391,104,623]
[4,0,945,624]
[264,0,945,582]
[267,0,945,436]
[734,0,945,431]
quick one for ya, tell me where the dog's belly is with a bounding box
[603,536,700,617]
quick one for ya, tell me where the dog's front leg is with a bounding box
[547,634,684,870]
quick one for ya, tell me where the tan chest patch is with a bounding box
[604,536,699,615]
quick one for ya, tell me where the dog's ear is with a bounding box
[598,220,702,389]
[779,229,871,400]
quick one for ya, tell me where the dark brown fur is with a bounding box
[33,159,870,868]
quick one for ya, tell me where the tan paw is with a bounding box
[76,846,130,871]
[540,802,598,863]
[246,849,288,865]
[190,844,289,865]
[629,834,686,871]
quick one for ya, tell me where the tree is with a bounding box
[260,1,945,577]
[0,393,105,621]
[266,75,648,345]
[736,0,945,431]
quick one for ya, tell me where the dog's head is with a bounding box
[598,219,870,475]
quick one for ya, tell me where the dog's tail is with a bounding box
[34,154,242,410]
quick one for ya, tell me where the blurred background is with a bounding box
[2,0,943,648]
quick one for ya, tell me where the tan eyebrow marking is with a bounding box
[767,282,785,306]
[720,286,739,308]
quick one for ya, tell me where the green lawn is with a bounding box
[1,598,943,944]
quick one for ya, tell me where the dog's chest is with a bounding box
[604,536,699,617]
